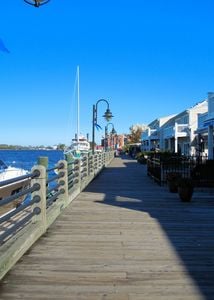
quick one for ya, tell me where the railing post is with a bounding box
[84,156,89,177]
[31,165,47,232]
[92,154,95,176]
[97,153,100,170]
[57,160,68,205]
[86,156,90,178]
[103,152,106,166]
[94,154,97,175]
[107,151,110,163]
[88,154,93,176]
[37,156,48,169]
[107,151,110,164]
[77,159,81,188]
[101,152,105,167]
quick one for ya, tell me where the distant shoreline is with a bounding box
[0,146,64,151]
[0,148,62,151]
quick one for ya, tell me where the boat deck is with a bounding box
[0,156,214,299]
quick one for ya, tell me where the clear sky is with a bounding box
[1,0,214,146]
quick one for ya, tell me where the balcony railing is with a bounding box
[163,124,189,139]
[176,124,189,136]
[142,129,158,140]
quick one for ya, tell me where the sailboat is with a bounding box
[64,66,90,159]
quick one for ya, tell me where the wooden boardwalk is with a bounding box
[0,156,214,300]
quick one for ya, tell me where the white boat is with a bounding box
[0,160,30,215]
[69,135,90,152]
[65,135,90,158]
[64,66,91,159]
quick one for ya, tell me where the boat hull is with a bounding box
[0,178,30,216]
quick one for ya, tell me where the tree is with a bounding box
[57,144,66,150]
[128,124,147,143]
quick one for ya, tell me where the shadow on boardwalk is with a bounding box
[85,155,214,300]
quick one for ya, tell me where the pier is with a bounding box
[0,155,214,299]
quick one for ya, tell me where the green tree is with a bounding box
[57,144,66,150]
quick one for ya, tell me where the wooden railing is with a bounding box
[0,151,115,280]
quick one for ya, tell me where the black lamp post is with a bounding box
[105,123,116,151]
[196,134,204,164]
[92,99,113,154]
[24,0,50,7]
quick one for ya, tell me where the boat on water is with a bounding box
[64,134,90,158]
[64,66,91,160]
[70,135,90,152]
[0,160,30,215]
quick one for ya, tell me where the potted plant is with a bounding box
[166,172,181,193]
[136,152,147,164]
[177,177,194,202]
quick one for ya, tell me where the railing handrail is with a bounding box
[0,171,37,188]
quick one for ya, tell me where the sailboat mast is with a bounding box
[77,65,80,150]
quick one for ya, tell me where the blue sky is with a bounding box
[1,0,214,146]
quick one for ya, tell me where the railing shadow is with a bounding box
[84,155,214,300]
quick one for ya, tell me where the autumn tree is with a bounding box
[128,124,148,143]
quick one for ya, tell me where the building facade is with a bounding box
[141,115,175,152]
[141,98,209,156]
[202,92,214,159]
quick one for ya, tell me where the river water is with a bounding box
[0,149,64,171]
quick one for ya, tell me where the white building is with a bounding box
[141,115,175,152]
[162,100,208,155]
[194,111,208,156]
[141,99,208,156]
[203,92,214,159]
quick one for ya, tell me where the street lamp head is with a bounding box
[111,128,117,135]
[103,108,113,122]
[24,0,50,7]
[92,98,113,154]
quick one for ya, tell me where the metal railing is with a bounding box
[147,155,209,185]
[0,151,115,280]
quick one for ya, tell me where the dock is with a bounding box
[0,156,214,300]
